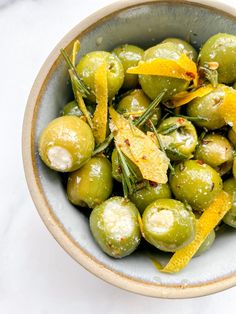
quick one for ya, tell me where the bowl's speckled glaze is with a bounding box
[22,0,236,298]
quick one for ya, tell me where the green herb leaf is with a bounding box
[92,133,114,156]
[158,123,180,135]
[116,145,139,197]
[133,91,165,127]
[164,108,209,122]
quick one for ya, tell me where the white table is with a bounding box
[1,0,236,313]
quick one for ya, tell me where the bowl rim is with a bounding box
[22,0,236,298]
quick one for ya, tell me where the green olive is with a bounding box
[228,129,236,147]
[89,197,141,258]
[169,160,223,211]
[38,116,95,172]
[67,156,113,208]
[186,87,226,130]
[61,100,94,118]
[195,229,215,257]
[195,134,234,175]
[223,178,236,228]
[139,42,189,101]
[162,38,198,61]
[111,149,122,182]
[129,182,171,214]
[157,117,198,161]
[112,44,144,89]
[76,51,124,103]
[199,33,236,84]
[142,199,196,252]
[61,100,83,117]
[117,89,161,130]
[117,89,156,116]
[111,148,142,183]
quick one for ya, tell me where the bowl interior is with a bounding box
[34,1,236,290]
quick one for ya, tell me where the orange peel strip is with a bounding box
[177,54,198,87]
[219,87,236,133]
[161,191,232,273]
[172,85,214,107]
[109,107,169,183]
[93,62,108,144]
[127,54,198,86]
[74,89,93,129]
[71,40,80,66]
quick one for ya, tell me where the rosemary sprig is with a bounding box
[92,133,114,156]
[156,112,170,128]
[133,91,165,127]
[198,130,207,142]
[158,123,180,135]
[116,145,138,197]
[199,65,218,88]
[149,120,174,172]
[69,75,93,129]
[165,147,189,159]
[113,89,135,105]
[61,46,93,128]
[149,120,165,152]
[164,108,209,122]
[60,48,90,98]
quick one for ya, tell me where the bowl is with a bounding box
[22,0,236,298]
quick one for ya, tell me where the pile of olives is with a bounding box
[38,33,236,261]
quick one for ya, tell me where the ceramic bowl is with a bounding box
[22,0,236,298]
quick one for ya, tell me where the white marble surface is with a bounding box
[1,0,236,313]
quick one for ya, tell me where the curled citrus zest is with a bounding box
[71,40,80,66]
[109,108,169,184]
[219,87,236,132]
[171,85,214,107]
[161,191,232,273]
[177,54,198,87]
[74,89,93,129]
[127,54,198,86]
[93,62,108,144]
